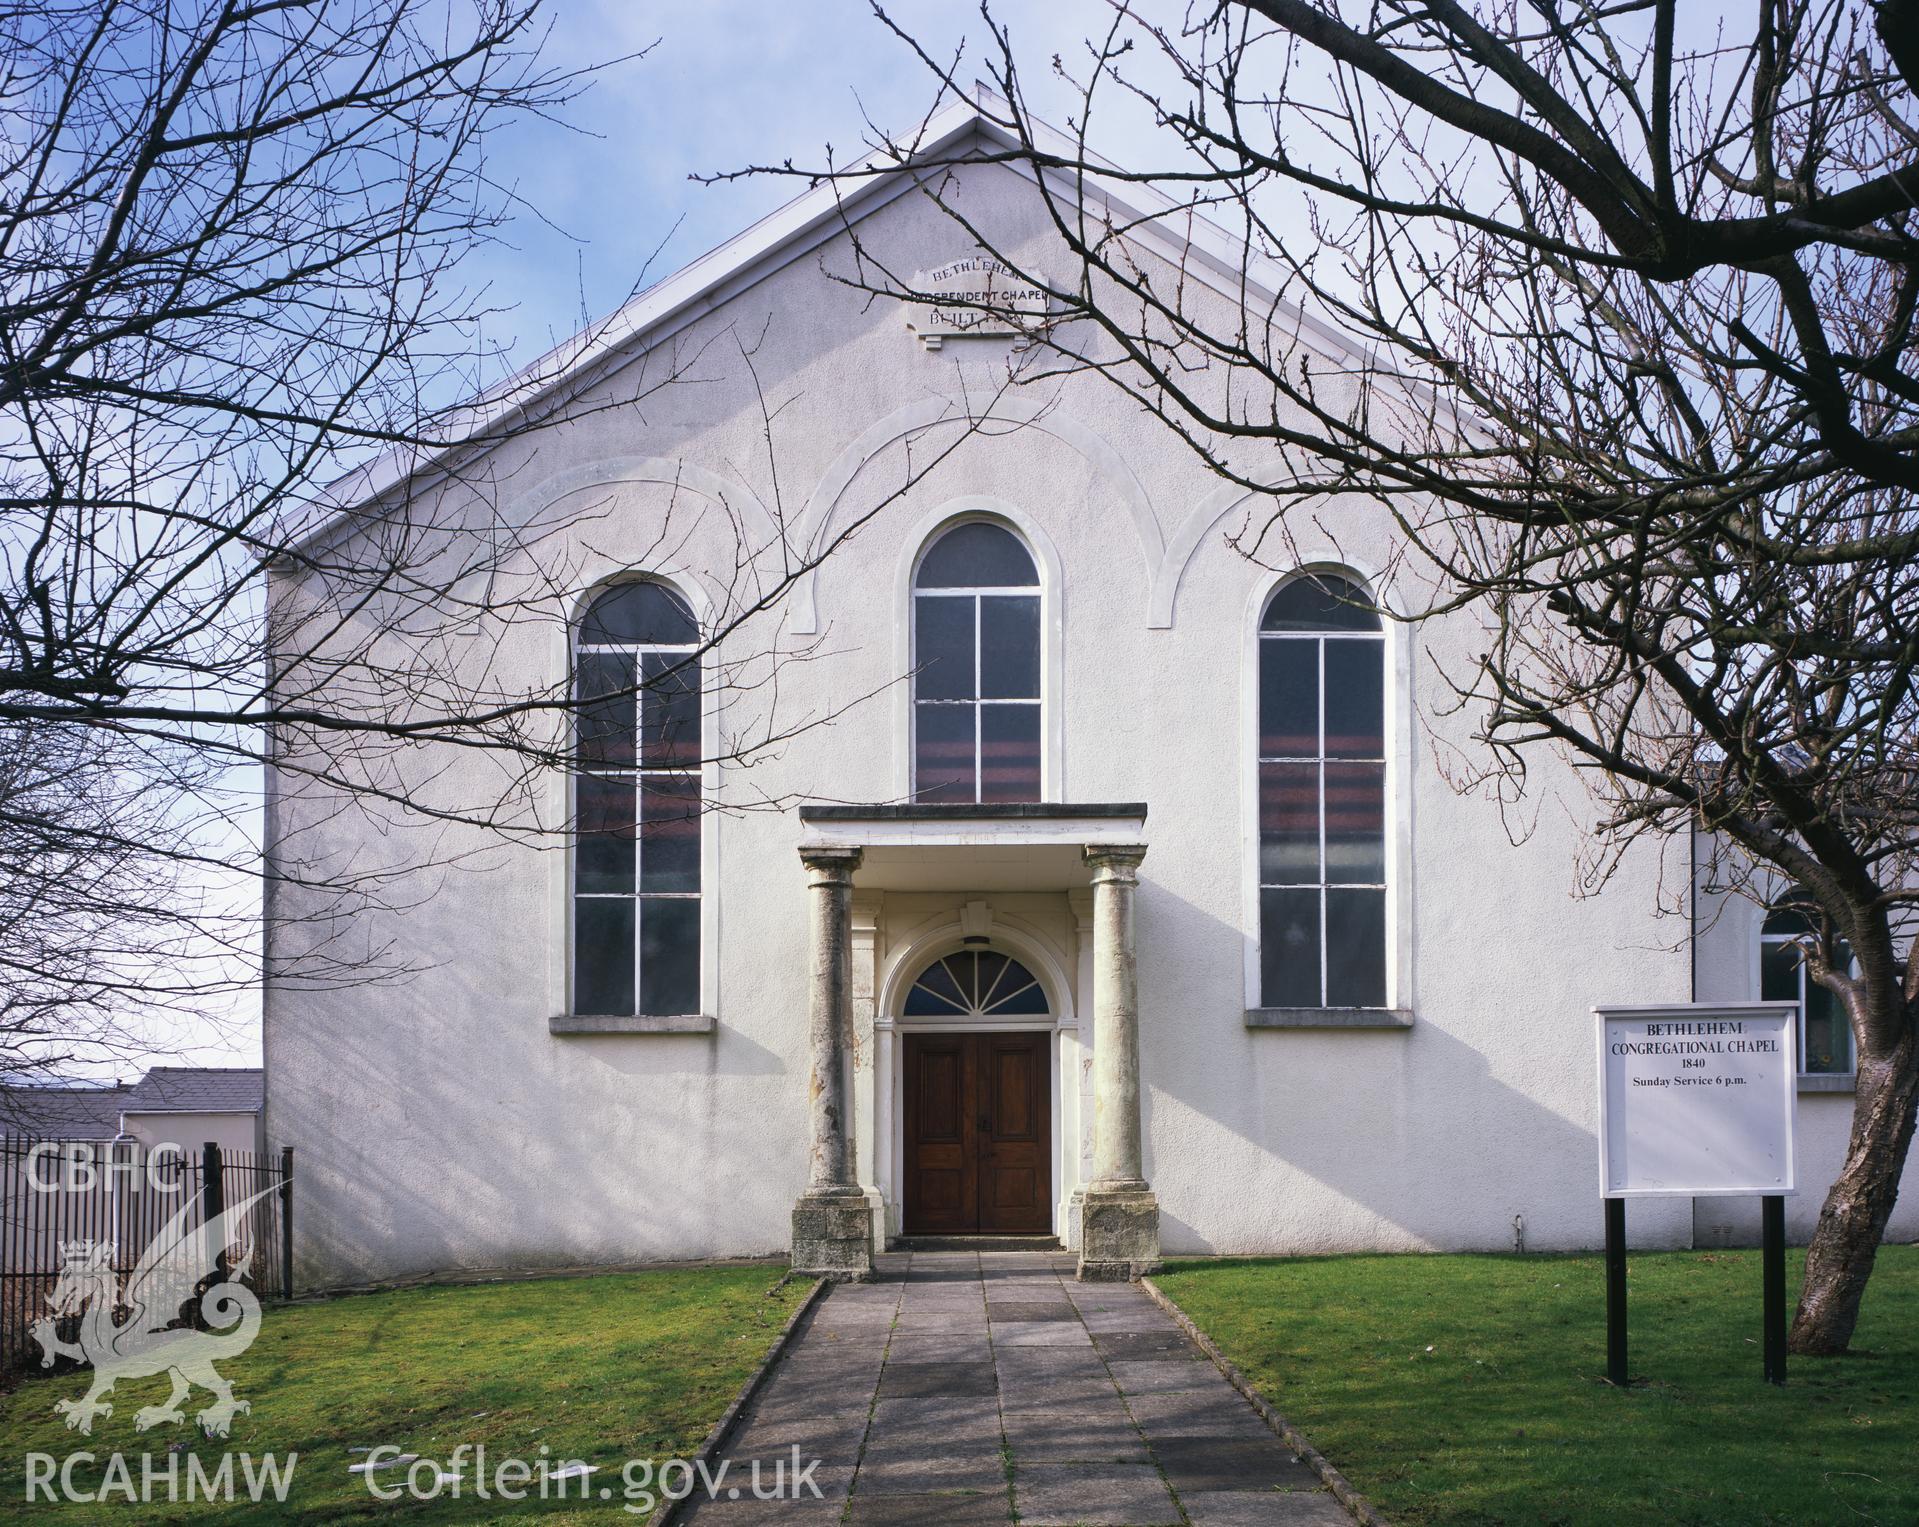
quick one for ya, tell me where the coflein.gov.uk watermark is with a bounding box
[355,1445,825,1513]
[24,1445,824,1513]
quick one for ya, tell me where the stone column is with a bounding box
[791,844,872,1280]
[1078,844,1160,1281]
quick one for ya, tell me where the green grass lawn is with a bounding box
[1155,1244,1919,1526]
[0,1265,807,1524]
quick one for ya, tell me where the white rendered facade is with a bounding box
[263,102,1919,1287]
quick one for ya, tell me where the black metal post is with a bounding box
[279,1145,295,1300]
[1762,1194,1787,1385]
[1604,1196,1628,1386]
[202,1141,224,1221]
[202,1141,225,1285]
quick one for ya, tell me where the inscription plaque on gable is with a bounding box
[908,256,1051,348]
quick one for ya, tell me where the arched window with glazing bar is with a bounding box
[572,581,701,1017]
[1258,573,1386,1008]
[912,521,1042,803]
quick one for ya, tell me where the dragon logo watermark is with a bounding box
[30,1185,277,1437]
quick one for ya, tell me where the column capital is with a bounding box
[1083,843,1148,883]
[799,843,863,884]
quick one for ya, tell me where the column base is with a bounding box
[792,1189,873,1281]
[1076,1185,1160,1282]
[1063,1187,1086,1253]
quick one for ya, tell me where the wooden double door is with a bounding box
[902,1031,1052,1235]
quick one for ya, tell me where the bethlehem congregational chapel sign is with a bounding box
[1596,1003,1797,1197]
[908,256,1051,348]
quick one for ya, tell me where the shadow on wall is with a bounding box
[280,974,805,1289]
[1133,879,1691,1257]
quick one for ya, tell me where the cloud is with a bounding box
[473,0,1123,361]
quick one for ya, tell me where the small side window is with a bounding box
[1759,894,1855,1075]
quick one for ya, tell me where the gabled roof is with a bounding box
[289,87,1356,561]
[0,1084,131,1140]
[122,1067,264,1115]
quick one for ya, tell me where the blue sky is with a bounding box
[156,3,1756,1074]
[148,3,1129,1075]
[471,1,1130,371]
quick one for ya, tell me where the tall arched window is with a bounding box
[1258,573,1386,1008]
[1760,893,1855,1075]
[572,581,701,1016]
[913,521,1042,803]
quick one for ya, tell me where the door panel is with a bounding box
[978,1033,1051,1233]
[902,1034,974,1234]
[903,1032,1051,1235]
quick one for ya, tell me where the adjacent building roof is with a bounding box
[121,1067,264,1115]
[0,1084,132,1140]
[0,1067,264,1138]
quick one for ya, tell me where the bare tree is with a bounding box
[0,2,956,1083]
[735,0,1919,1353]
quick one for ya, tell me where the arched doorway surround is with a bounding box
[875,915,1078,1241]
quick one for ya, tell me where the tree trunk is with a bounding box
[1788,995,1919,1355]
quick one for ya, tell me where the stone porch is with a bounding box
[788,806,1163,1283]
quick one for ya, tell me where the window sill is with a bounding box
[1245,1007,1414,1031]
[549,1014,715,1035]
[1798,1073,1855,1094]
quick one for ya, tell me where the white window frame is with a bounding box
[895,499,1062,802]
[1241,563,1411,1015]
[569,579,704,1019]
[1754,905,1858,1079]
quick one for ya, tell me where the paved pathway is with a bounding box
[683,1248,1351,1525]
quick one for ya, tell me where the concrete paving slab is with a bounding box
[819,1307,903,1325]
[1182,1489,1354,1524]
[678,1497,847,1525]
[883,1334,994,1362]
[1077,1311,1179,1335]
[846,1492,1013,1525]
[1068,1285,1156,1304]
[1150,1436,1323,1493]
[1000,1406,1151,1463]
[853,1453,1009,1494]
[992,1352,1111,1385]
[991,1321,1096,1347]
[751,1374,868,1414]
[1124,1391,1277,1442]
[1014,1461,1181,1525]
[674,1463,855,1516]
[878,1360,998,1398]
[721,1421,868,1466]
[892,1312,985,1328]
[1109,1358,1221,1396]
[985,1300,1079,1322]
[1092,1329,1201,1360]
[1003,1373,1128,1407]
[862,1421,1003,1462]
[868,1395,1002,1436]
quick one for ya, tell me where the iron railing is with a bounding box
[0,1138,294,1374]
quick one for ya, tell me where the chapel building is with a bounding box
[263,96,1918,1287]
